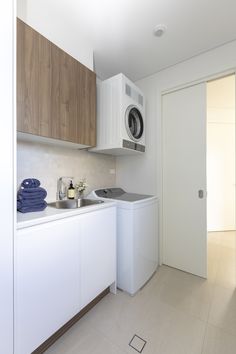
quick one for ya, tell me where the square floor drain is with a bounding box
[129,334,147,353]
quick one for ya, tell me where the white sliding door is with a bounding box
[162,83,207,278]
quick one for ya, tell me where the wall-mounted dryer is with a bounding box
[90,73,145,155]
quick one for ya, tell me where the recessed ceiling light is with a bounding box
[153,24,167,37]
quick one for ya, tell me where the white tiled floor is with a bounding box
[45,231,236,354]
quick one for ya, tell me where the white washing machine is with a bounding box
[88,188,158,295]
[89,73,145,156]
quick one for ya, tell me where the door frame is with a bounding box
[0,1,16,353]
[159,68,236,269]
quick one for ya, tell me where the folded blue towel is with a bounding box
[17,200,47,213]
[17,187,47,200]
[17,198,47,208]
[17,199,47,209]
[21,178,41,189]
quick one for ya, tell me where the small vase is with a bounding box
[77,191,84,199]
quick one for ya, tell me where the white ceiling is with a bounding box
[19,0,236,81]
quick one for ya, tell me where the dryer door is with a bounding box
[125,105,144,142]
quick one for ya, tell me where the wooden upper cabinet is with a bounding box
[77,64,96,146]
[17,18,40,135]
[17,18,96,147]
[51,43,78,143]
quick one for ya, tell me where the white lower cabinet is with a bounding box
[80,207,116,308]
[15,206,116,354]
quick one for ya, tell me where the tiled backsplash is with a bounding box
[17,141,116,202]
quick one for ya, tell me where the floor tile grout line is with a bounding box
[200,320,209,354]
[206,231,226,325]
[201,230,235,354]
[200,230,236,353]
[206,321,236,339]
[84,316,130,354]
[152,293,212,324]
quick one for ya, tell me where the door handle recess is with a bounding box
[198,190,204,199]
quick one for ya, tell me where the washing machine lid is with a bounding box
[94,188,152,202]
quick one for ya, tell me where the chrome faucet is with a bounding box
[57,177,73,200]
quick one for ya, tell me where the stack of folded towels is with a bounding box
[17,178,47,213]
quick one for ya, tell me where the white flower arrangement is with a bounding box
[75,180,88,193]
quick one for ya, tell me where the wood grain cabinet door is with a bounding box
[38,33,52,137]
[17,19,52,138]
[51,44,77,143]
[17,18,96,146]
[77,63,96,146]
[17,18,39,135]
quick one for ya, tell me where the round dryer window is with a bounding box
[125,105,144,142]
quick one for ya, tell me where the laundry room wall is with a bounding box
[17,140,116,202]
[116,40,236,197]
[17,0,93,69]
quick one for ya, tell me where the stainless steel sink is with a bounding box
[48,199,104,209]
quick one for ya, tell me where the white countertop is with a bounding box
[17,200,116,230]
